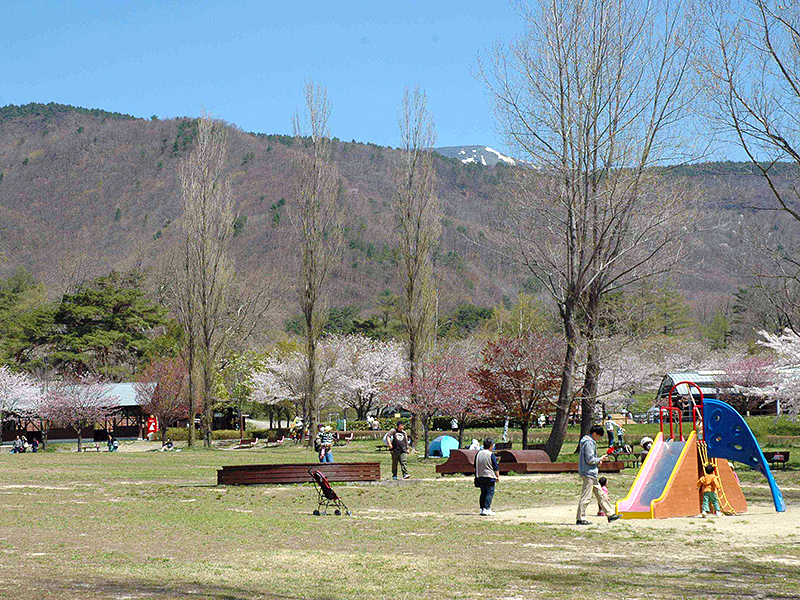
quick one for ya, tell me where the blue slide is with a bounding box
[704,399,786,512]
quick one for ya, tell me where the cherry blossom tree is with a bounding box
[759,329,800,364]
[0,365,40,441]
[251,341,342,427]
[331,335,406,420]
[717,355,778,414]
[439,374,486,447]
[380,352,468,457]
[133,357,189,443]
[470,334,563,453]
[759,329,800,415]
[37,376,120,451]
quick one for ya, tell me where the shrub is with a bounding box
[233,215,247,237]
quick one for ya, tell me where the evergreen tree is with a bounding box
[48,270,166,378]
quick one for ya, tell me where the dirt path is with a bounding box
[498,502,800,546]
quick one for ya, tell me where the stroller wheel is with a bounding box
[334,509,341,516]
[313,509,321,516]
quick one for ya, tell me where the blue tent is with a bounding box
[428,435,460,458]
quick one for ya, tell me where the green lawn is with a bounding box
[0,439,798,599]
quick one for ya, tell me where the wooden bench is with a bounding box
[435,449,624,475]
[266,436,285,446]
[334,432,354,446]
[763,451,790,470]
[217,462,381,485]
[232,438,259,449]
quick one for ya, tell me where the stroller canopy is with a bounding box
[428,435,460,458]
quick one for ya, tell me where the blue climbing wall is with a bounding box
[704,398,786,512]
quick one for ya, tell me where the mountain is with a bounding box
[0,103,521,322]
[0,103,794,326]
[435,145,516,167]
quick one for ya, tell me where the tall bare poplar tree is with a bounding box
[395,86,441,445]
[483,0,696,459]
[292,80,342,443]
[174,115,235,447]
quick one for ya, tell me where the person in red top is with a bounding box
[697,464,722,517]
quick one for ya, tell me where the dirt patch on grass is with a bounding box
[498,502,800,546]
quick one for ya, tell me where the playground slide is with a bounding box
[704,399,786,512]
[616,432,692,518]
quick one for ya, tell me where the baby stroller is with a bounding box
[308,467,351,516]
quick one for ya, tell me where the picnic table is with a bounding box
[611,452,643,469]
[763,451,790,470]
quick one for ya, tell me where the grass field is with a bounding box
[1,438,798,600]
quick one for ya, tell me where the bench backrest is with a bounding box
[498,449,551,464]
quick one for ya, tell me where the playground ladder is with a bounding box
[697,440,737,516]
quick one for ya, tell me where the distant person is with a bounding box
[107,434,114,452]
[576,425,620,525]
[538,413,546,428]
[387,422,411,480]
[616,425,626,448]
[474,437,500,516]
[697,464,723,517]
[639,437,653,463]
[160,438,174,452]
[31,438,39,453]
[468,438,481,451]
[450,418,458,432]
[604,415,618,447]
[11,436,23,454]
[596,476,611,516]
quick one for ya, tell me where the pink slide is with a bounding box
[617,432,671,514]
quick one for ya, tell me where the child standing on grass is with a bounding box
[697,464,722,517]
[596,476,611,516]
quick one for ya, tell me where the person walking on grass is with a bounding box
[577,425,621,525]
[475,437,500,516]
[387,421,411,479]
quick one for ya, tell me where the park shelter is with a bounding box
[427,435,460,458]
[2,382,147,443]
[656,371,779,416]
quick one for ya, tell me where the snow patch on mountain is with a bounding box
[435,145,517,167]
[484,147,515,165]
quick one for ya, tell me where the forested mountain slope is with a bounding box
[0,103,794,323]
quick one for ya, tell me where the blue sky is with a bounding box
[4,1,524,151]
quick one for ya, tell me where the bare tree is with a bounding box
[703,0,800,331]
[703,0,800,223]
[172,114,274,447]
[291,80,342,443]
[482,0,697,459]
[173,114,232,447]
[394,86,441,445]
